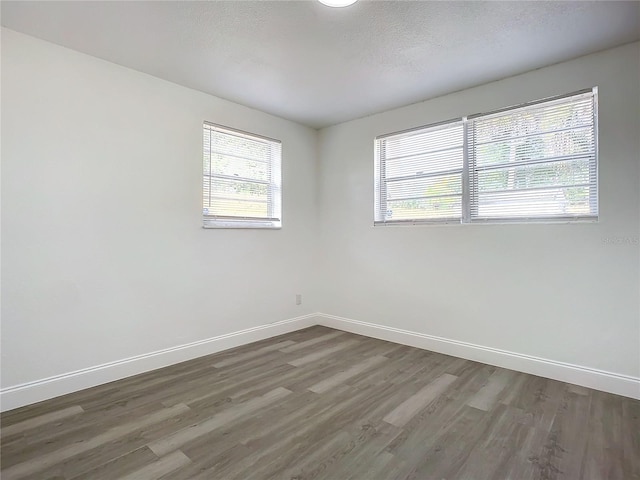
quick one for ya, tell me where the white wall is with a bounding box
[318,42,640,379]
[1,29,319,390]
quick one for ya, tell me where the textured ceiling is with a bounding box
[2,1,639,128]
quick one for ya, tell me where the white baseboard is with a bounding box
[3,311,638,411]
[0,314,319,412]
[317,313,640,400]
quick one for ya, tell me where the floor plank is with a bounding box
[309,355,388,394]
[383,373,458,427]
[287,339,360,367]
[118,449,191,480]
[0,405,84,437]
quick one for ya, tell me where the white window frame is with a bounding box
[203,122,282,229]
[374,88,599,226]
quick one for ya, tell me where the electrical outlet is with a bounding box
[296,294,302,305]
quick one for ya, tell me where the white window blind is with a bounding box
[468,90,597,222]
[374,88,598,225]
[375,120,464,224]
[203,123,282,228]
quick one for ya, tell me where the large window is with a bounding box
[375,88,598,225]
[203,123,282,228]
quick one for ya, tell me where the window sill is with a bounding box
[374,216,598,227]
[203,220,282,229]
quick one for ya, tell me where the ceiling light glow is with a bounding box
[318,0,358,7]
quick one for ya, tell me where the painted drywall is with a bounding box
[1,28,320,389]
[318,42,640,379]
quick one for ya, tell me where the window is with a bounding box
[375,120,464,223]
[375,88,598,225]
[203,123,282,228]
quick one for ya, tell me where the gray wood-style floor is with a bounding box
[1,326,638,480]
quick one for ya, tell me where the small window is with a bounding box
[203,123,282,228]
[374,88,598,225]
[375,120,464,224]
[468,90,598,222]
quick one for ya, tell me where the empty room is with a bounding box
[1,0,639,479]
